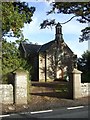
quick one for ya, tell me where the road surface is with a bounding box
[1,105,89,119]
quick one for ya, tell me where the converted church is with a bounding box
[19,23,77,82]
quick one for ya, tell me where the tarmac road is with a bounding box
[1,105,89,119]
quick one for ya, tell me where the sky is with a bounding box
[6,1,88,57]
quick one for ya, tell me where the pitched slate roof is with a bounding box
[20,42,41,55]
[20,39,74,57]
[20,40,56,56]
[39,40,55,52]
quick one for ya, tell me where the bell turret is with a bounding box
[55,22,63,41]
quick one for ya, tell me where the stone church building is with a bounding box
[19,23,77,82]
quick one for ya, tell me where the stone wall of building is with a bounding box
[0,84,13,104]
[81,83,90,97]
[39,54,45,82]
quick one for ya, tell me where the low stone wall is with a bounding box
[81,83,90,97]
[0,84,13,104]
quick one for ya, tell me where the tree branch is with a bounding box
[60,15,77,24]
[82,16,90,22]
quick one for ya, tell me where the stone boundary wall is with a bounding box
[81,83,90,97]
[0,84,13,104]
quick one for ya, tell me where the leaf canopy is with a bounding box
[2,2,35,37]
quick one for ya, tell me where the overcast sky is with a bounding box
[7,1,88,57]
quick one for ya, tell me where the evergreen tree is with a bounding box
[77,50,90,82]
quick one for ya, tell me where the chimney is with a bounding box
[55,22,63,41]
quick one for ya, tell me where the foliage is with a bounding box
[77,50,90,82]
[2,39,30,83]
[2,2,35,38]
[2,2,35,82]
[40,2,90,42]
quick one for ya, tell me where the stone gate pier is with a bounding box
[14,69,28,104]
[72,68,82,99]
